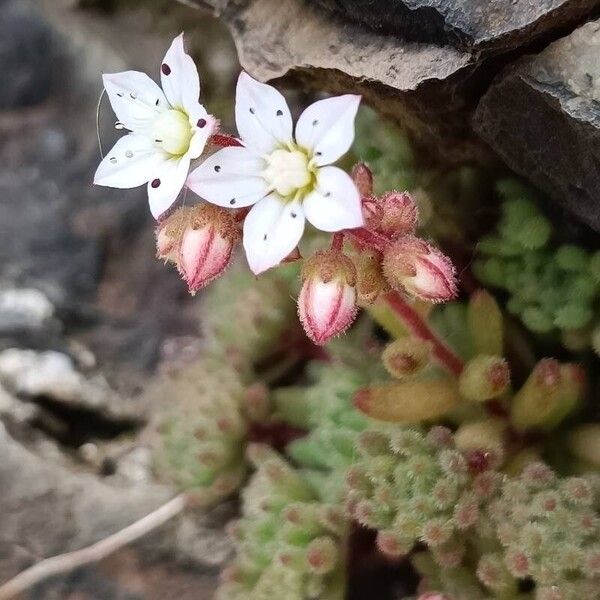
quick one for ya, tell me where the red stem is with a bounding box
[384,291,464,376]
[330,232,344,251]
[345,227,388,253]
[210,133,243,148]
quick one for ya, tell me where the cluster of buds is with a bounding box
[295,164,458,345]
[352,163,457,304]
[156,203,239,294]
[154,163,458,347]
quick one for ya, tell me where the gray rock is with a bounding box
[0,421,233,583]
[474,19,600,232]
[0,348,143,422]
[204,0,490,162]
[308,0,597,52]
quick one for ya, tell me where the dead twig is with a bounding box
[0,494,188,600]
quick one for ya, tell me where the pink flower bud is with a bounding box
[382,236,457,302]
[417,593,453,600]
[298,250,358,345]
[155,208,188,263]
[377,191,419,239]
[177,204,239,294]
[351,162,373,197]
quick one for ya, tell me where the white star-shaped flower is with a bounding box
[94,34,215,219]
[187,72,363,274]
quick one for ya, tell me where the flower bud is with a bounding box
[177,204,239,294]
[155,207,188,263]
[417,594,453,600]
[458,355,510,402]
[354,250,387,305]
[381,337,431,379]
[377,191,419,239]
[382,236,457,303]
[298,250,358,345]
[351,162,373,197]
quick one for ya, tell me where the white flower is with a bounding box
[187,72,363,274]
[94,34,215,219]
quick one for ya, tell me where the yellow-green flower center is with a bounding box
[264,148,315,198]
[153,109,193,156]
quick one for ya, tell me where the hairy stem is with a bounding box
[384,291,464,376]
[0,494,187,600]
[345,228,388,253]
[330,232,345,251]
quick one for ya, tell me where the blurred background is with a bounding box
[0,0,242,597]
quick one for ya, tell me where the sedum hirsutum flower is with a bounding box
[187,72,364,275]
[94,34,216,219]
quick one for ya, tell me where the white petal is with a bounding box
[303,166,363,232]
[147,155,191,219]
[160,33,200,112]
[94,134,166,189]
[235,72,293,154]
[187,146,268,208]
[186,104,216,159]
[295,95,360,166]
[103,71,166,134]
[243,195,305,274]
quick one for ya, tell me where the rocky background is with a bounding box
[197,0,600,232]
[1,0,600,598]
[0,0,240,597]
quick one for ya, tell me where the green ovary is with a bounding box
[153,109,193,156]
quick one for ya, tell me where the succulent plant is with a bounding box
[152,355,249,505]
[474,179,600,352]
[216,444,348,600]
[485,463,600,600]
[201,259,300,370]
[346,426,503,560]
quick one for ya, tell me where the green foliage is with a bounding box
[474,180,600,349]
[486,463,600,599]
[346,427,502,561]
[352,108,417,195]
[347,427,600,599]
[153,356,248,505]
[216,445,348,600]
[202,260,299,369]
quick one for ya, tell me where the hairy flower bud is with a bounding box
[351,162,374,198]
[298,250,358,345]
[377,191,419,239]
[155,207,189,263]
[354,250,388,304]
[458,355,510,402]
[176,204,239,294]
[382,338,431,379]
[382,236,457,303]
